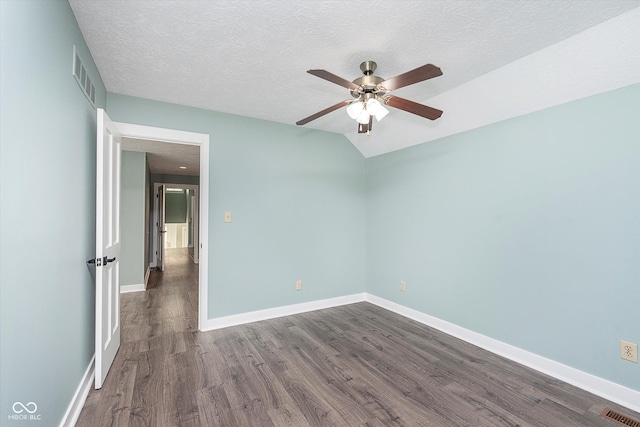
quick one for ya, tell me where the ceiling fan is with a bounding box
[296,61,443,135]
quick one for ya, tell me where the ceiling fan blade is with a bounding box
[307,69,361,90]
[385,96,443,120]
[296,100,351,126]
[379,64,442,91]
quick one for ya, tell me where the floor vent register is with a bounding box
[601,407,640,427]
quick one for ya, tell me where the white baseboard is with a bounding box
[200,293,366,331]
[60,355,94,427]
[364,293,640,414]
[198,293,639,411]
[120,283,145,293]
[92,285,637,413]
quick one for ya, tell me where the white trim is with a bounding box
[113,123,208,146]
[200,293,366,331]
[113,122,209,331]
[198,140,209,332]
[364,293,640,413]
[120,283,145,293]
[60,355,95,427]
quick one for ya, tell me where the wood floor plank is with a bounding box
[196,385,242,427]
[77,248,640,426]
[267,404,312,427]
[77,358,137,427]
[129,348,165,410]
[163,351,201,425]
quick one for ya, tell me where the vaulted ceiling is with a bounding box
[70,1,640,159]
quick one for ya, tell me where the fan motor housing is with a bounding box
[350,61,387,98]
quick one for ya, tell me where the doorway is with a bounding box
[153,183,200,270]
[115,121,209,331]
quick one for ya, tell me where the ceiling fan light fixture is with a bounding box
[374,104,389,121]
[347,100,364,119]
[365,97,380,111]
[366,98,389,121]
[356,109,370,124]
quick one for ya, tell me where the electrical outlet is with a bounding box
[400,281,406,292]
[296,280,302,291]
[620,340,638,363]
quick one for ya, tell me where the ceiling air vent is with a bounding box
[601,407,640,427]
[72,45,96,108]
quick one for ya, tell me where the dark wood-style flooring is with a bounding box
[77,248,639,426]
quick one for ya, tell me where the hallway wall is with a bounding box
[121,151,148,287]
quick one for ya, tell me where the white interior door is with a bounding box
[158,185,166,271]
[95,108,121,389]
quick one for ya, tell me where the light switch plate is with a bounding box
[224,212,232,223]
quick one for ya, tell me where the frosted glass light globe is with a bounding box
[347,101,364,119]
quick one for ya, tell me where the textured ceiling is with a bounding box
[122,138,200,176]
[70,0,640,158]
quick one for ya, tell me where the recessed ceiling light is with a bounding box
[178,166,187,169]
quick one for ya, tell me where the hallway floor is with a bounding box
[77,248,199,425]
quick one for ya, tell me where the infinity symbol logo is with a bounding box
[12,401,38,414]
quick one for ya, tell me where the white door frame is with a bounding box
[156,184,166,271]
[153,183,199,265]
[114,121,209,331]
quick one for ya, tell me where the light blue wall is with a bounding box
[121,151,147,286]
[106,94,368,318]
[366,84,640,391]
[165,190,188,224]
[1,3,636,423]
[0,0,106,423]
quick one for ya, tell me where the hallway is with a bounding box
[124,248,199,343]
[77,248,199,425]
